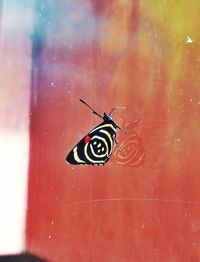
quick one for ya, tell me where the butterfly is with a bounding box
[66,99,123,165]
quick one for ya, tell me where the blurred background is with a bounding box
[0,0,200,261]
[0,0,32,255]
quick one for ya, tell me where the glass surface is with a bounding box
[1,0,200,261]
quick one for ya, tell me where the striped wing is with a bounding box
[66,121,117,165]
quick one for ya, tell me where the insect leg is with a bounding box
[114,138,120,148]
[116,125,127,132]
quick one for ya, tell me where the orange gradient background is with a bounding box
[26,0,200,261]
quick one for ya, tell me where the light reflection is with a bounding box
[0,0,33,255]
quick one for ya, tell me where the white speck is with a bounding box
[177,138,180,142]
[97,149,101,153]
[48,235,52,239]
[101,147,105,152]
[190,98,193,102]
[68,90,72,94]
[155,249,159,252]
[192,243,196,247]
[51,220,54,225]
[97,143,101,148]
[186,36,193,44]
[93,141,97,145]
[142,224,145,229]
[51,81,56,87]
[197,101,200,105]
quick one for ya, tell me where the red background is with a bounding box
[26,1,200,261]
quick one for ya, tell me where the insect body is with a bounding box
[66,100,120,165]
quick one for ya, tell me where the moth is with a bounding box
[66,99,123,165]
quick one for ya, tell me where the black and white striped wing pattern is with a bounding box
[66,121,117,165]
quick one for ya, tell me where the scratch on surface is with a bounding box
[64,198,200,207]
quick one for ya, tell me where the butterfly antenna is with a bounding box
[109,107,116,117]
[79,99,103,119]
